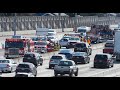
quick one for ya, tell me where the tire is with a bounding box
[35,71,37,77]
[54,72,58,77]
[9,68,13,73]
[111,64,114,67]
[94,65,97,68]
[75,69,78,76]
[49,65,52,69]
[87,58,90,63]
[40,63,42,66]
[69,71,73,77]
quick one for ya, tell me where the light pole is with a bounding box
[74,13,77,32]
[13,13,17,36]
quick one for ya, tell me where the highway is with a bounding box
[1,31,120,77]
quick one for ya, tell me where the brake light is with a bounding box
[7,64,10,68]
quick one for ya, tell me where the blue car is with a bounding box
[58,49,73,60]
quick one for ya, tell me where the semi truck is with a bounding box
[114,30,120,61]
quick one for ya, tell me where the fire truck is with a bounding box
[4,37,34,59]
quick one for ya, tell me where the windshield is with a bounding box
[75,43,86,48]
[48,37,54,39]
[59,61,73,66]
[18,64,30,68]
[34,42,47,45]
[73,52,86,56]
[24,54,35,58]
[48,33,55,36]
[95,55,108,60]
[69,38,79,40]
[0,60,9,63]
[78,29,86,33]
[32,37,47,41]
[105,43,114,47]
[51,56,62,59]
[5,41,24,48]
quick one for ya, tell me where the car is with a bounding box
[67,37,81,48]
[0,59,17,73]
[58,49,73,60]
[47,36,58,44]
[94,53,114,68]
[23,52,43,67]
[15,72,35,77]
[72,52,90,64]
[59,38,69,48]
[74,42,92,55]
[49,54,67,69]
[34,41,48,53]
[15,62,37,77]
[103,40,114,54]
[54,60,79,77]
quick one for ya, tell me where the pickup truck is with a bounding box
[54,60,78,77]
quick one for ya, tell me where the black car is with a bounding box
[72,52,90,64]
[74,42,92,55]
[15,62,37,77]
[94,53,114,68]
[58,49,73,60]
[23,52,43,67]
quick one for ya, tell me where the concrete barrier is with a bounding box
[0,28,73,37]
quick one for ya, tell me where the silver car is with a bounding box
[49,54,67,69]
[54,60,79,77]
[0,59,17,73]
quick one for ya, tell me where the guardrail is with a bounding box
[0,16,120,32]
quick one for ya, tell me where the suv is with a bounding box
[23,52,43,67]
[15,62,37,77]
[54,60,79,77]
[58,49,73,60]
[49,54,67,69]
[94,53,114,68]
[74,42,92,55]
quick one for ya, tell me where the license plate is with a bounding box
[27,57,31,59]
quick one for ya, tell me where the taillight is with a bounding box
[7,64,10,68]
[94,59,97,62]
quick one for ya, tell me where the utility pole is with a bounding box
[59,13,64,32]
[13,13,17,36]
[74,13,77,32]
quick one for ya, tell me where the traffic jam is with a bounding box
[0,24,119,77]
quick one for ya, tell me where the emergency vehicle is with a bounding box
[103,40,114,54]
[4,37,34,59]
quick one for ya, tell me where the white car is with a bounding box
[47,36,58,44]
[0,59,17,73]
[54,60,79,77]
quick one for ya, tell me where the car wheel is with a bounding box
[49,66,52,69]
[69,71,73,77]
[54,72,58,77]
[75,69,78,76]
[111,64,114,67]
[40,63,42,66]
[35,71,37,77]
[94,65,97,68]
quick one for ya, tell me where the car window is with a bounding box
[51,56,62,59]
[18,64,30,68]
[75,43,86,48]
[59,61,73,66]
[24,54,35,58]
[95,55,108,60]
[0,60,9,63]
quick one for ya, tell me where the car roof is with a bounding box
[52,54,66,57]
[60,60,75,63]
[59,49,73,53]
[73,52,86,55]
[25,52,40,55]
[95,53,111,56]
[18,62,34,66]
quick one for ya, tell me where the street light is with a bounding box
[13,13,17,36]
